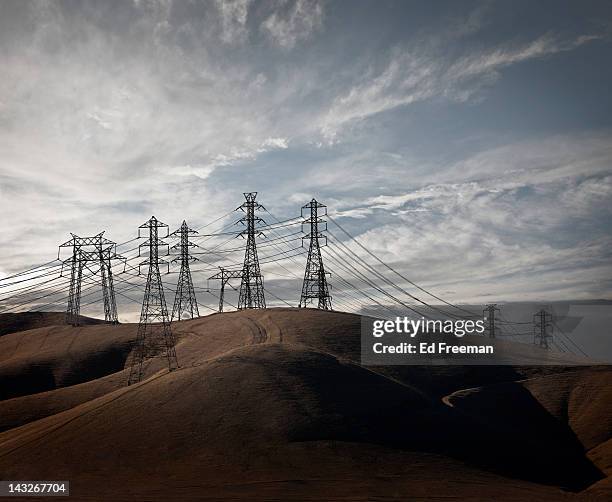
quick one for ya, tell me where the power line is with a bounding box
[551,319,589,358]
[328,215,481,319]
[326,231,465,320]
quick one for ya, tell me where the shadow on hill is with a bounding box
[279,357,603,491]
[57,343,133,388]
[181,345,603,492]
[442,375,604,491]
[0,363,56,400]
[0,341,133,400]
[375,364,579,399]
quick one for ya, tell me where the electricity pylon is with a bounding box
[59,232,125,326]
[65,244,83,326]
[99,245,122,324]
[534,308,553,349]
[483,304,500,338]
[237,192,266,309]
[299,198,332,310]
[170,220,199,321]
[208,267,243,312]
[127,216,178,385]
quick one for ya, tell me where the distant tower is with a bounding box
[59,232,125,326]
[127,216,178,385]
[299,199,332,310]
[208,267,243,312]
[237,192,266,309]
[483,304,500,338]
[170,221,199,321]
[533,308,553,349]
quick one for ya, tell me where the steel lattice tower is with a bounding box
[299,199,332,310]
[59,232,125,326]
[65,243,83,326]
[99,245,120,324]
[237,192,266,309]
[534,308,553,349]
[208,267,243,312]
[170,220,200,321]
[127,216,178,385]
[483,304,500,338]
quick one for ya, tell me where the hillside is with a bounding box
[0,308,610,500]
[0,311,106,337]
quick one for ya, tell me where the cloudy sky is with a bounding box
[1,0,611,316]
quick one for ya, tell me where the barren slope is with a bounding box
[0,308,609,500]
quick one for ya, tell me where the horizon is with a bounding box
[7,297,609,362]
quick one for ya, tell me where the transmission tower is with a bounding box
[533,308,553,349]
[65,243,83,326]
[483,303,500,338]
[237,192,266,309]
[170,220,199,321]
[127,216,178,385]
[59,232,125,326]
[208,267,243,312]
[299,199,332,310]
[98,245,121,324]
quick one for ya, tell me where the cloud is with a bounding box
[332,207,373,219]
[0,0,610,314]
[214,0,252,44]
[162,164,216,180]
[260,0,324,49]
[353,217,612,304]
[328,132,612,302]
[434,132,612,186]
[320,33,602,141]
[260,136,289,150]
[446,32,602,80]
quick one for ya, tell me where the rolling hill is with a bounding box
[0,308,609,500]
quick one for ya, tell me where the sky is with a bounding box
[0,0,611,319]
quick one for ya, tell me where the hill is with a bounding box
[0,308,609,500]
[0,311,106,337]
